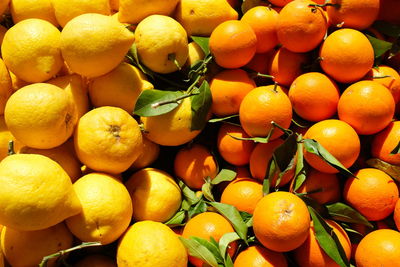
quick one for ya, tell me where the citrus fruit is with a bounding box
[234,245,288,267]
[0,58,12,115]
[10,0,58,26]
[130,136,160,170]
[185,41,206,68]
[268,0,293,7]
[371,121,400,165]
[364,65,400,103]
[119,0,179,24]
[0,116,18,161]
[75,254,117,267]
[394,199,400,231]
[0,0,9,16]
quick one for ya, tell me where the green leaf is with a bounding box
[273,134,298,172]
[128,43,154,79]
[191,237,225,264]
[202,177,215,202]
[326,202,373,228]
[293,136,307,191]
[391,141,400,155]
[178,180,200,210]
[299,195,327,216]
[211,169,237,185]
[165,210,186,226]
[372,21,400,38]
[308,207,351,267]
[366,34,393,59]
[263,157,275,195]
[303,139,355,178]
[219,232,240,265]
[191,80,212,131]
[208,114,239,123]
[188,199,208,219]
[191,36,210,55]
[134,89,185,117]
[179,237,219,267]
[209,202,248,244]
[239,211,253,225]
[228,134,270,143]
[366,158,400,182]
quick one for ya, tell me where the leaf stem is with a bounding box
[151,93,195,109]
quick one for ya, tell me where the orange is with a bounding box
[343,168,399,221]
[210,69,256,117]
[303,119,360,174]
[220,178,263,214]
[268,0,293,7]
[268,47,309,86]
[233,245,288,267]
[378,0,400,24]
[253,191,310,252]
[239,85,292,139]
[371,121,400,165]
[209,20,257,69]
[217,123,256,166]
[235,166,251,180]
[277,0,327,53]
[293,169,340,205]
[245,50,275,75]
[293,220,351,267]
[364,65,400,103]
[249,139,294,187]
[394,199,400,231]
[174,144,218,190]
[326,0,380,29]
[289,72,340,122]
[241,6,279,53]
[130,136,160,170]
[355,229,400,267]
[182,212,237,267]
[319,28,374,84]
[338,80,395,135]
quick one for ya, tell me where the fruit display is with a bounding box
[0,0,399,266]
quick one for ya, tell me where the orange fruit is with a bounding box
[268,47,309,86]
[245,51,275,75]
[338,80,395,135]
[293,169,340,205]
[239,85,292,139]
[364,65,400,104]
[277,0,327,53]
[217,123,256,166]
[220,178,263,214]
[293,220,351,267]
[249,139,294,187]
[233,245,288,267]
[253,191,310,252]
[268,0,293,7]
[319,28,374,84]
[326,0,380,29]
[182,212,237,267]
[303,119,360,174]
[241,6,279,53]
[234,166,251,180]
[378,0,400,24]
[210,69,256,117]
[289,72,339,122]
[174,144,218,190]
[371,121,400,165]
[209,20,257,69]
[343,168,399,221]
[394,199,400,231]
[355,229,400,267]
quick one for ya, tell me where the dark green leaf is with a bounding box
[211,169,237,185]
[202,178,215,202]
[178,180,200,210]
[293,136,307,191]
[134,89,185,117]
[273,134,297,172]
[303,139,355,178]
[188,199,208,219]
[209,202,248,244]
[165,210,186,226]
[366,158,400,182]
[390,140,400,155]
[191,80,212,131]
[326,202,373,228]
[366,34,393,59]
[224,254,234,267]
[239,211,253,225]
[191,36,210,55]
[299,195,327,216]
[263,157,276,195]
[372,21,400,38]
[208,114,239,123]
[218,232,240,261]
[228,134,270,143]
[191,237,224,264]
[179,237,219,267]
[308,207,351,267]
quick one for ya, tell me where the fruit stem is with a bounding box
[308,3,340,8]
[151,93,194,109]
[372,75,392,79]
[168,53,182,71]
[7,140,15,155]
[256,73,275,79]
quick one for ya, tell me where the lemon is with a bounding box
[75,254,117,267]
[60,13,134,78]
[8,70,29,92]
[10,0,58,26]
[0,116,22,160]
[0,59,12,115]
[4,83,78,149]
[130,136,160,170]
[141,97,201,146]
[117,221,188,267]
[66,173,132,245]
[1,19,63,83]
[119,0,179,24]
[125,168,181,222]
[74,106,143,174]
[175,0,238,36]
[88,62,153,113]
[135,15,188,74]
[0,25,7,55]
[185,41,206,68]
[1,223,73,267]
[110,0,119,12]
[0,0,9,16]
[51,0,111,27]
[0,154,81,231]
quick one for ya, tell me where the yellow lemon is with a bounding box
[130,136,160,170]
[125,168,181,222]
[88,62,153,113]
[75,254,117,267]
[66,173,132,245]
[8,70,29,91]
[0,25,7,55]
[117,221,188,267]
[110,0,119,12]
[0,59,12,115]
[119,0,179,24]
[1,19,63,83]
[0,154,81,231]
[4,83,78,149]
[48,74,89,119]
[0,0,9,16]
[10,0,58,26]
[51,0,111,27]
[135,15,188,74]
[175,0,238,36]
[1,223,73,267]
[60,13,134,78]
[74,106,143,174]
[141,97,201,146]
[185,41,206,68]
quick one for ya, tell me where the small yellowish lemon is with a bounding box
[10,0,58,26]
[0,59,12,115]
[130,136,160,170]
[118,0,179,24]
